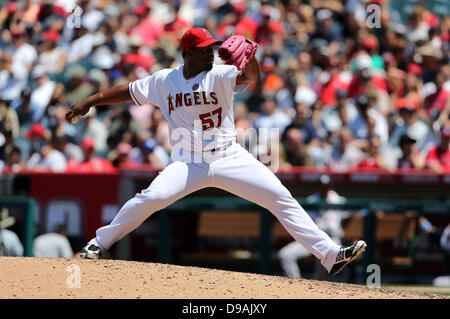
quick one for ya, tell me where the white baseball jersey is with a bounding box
[129,64,245,154]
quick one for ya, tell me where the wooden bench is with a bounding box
[197,210,260,238]
[180,211,292,268]
[342,212,417,267]
[342,213,364,241]
[183,210,417,270]
[179,211,261,266]
[375,212,416,267]
[271,219,292,239]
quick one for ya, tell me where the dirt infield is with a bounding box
[0,257,447,299]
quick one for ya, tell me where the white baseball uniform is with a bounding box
[93,64,341,272]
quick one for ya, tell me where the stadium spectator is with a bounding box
[0,99,19,140]
[66,26,96,64]
[274,66,296,115]
[356,135,388,170]
[244,79,265,115]
[0,48,26,103]
[255,4,285,46]
[33,224,73,258]
[319,52,351,108]
[259,56,284,96]
[64,66,94,107]
[398,72,424,115]
[24,65,64,123]
[8,28,37,82]
[310,8,342,44]
[128,3,164,49]
[131,138,169,169]
[424,67,450,121]
[253,95,291,138]
[216,1,258,40]
[107,108,141,151]
[281,127,314,169]
[361,35,383,70]
[111,142,138,168]
[283,96,320,147]
[120,35,157,73]
[0,208,24,257]
[347,54,387,99]
[321,90,357,135]
[51,134,83,163]
[425,123,450,173]
[88,69,111,97]
[349,94,388,145]
[329,127,365,171]
[26,126,66,172]
[396,134,426,169]
[389,97,434,154]
[1,145,25,173]
[67,137,115,173]
[436,93,450,129]
[78,107,109,154]
[47,105,78,144]
[163,1,191,44]
[24,123,48,157]
[37,28,66,75]
[296,51,316,86]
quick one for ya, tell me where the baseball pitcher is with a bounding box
[65,28,366,276]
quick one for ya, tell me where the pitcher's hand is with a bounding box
[65,101,90,124]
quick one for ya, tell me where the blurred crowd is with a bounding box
[0,0,449,174]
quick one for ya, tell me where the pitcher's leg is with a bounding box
[96,162,209,250]
[212,148,340,272]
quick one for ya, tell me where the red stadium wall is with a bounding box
[25,172,120,239]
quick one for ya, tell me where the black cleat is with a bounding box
[330,240,367,276]
[80,243,102,259]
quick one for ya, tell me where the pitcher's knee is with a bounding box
[136,189,175,211]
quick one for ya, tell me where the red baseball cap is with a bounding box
[396,97,418,111]
[180,28,222,52]
[232,2,247,13]
[81,137,95,149]
[25,124,46,139]
[133,4,149,16]
[7,2,18,13]
[362,37,378,50]
[407,63,422,76]
[11,28,24,37]
[41,29,60,43]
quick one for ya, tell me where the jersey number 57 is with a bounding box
[199,107,222,130]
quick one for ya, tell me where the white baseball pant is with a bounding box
[94,143,340,272]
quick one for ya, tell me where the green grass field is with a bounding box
[383,285,450,296]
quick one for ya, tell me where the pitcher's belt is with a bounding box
[202,140,233,153]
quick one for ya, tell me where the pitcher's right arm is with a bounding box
[65,84,132,124]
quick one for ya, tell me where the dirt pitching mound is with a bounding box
[0,257,446,299]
